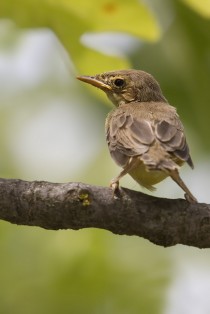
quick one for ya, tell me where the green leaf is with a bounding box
[181,0,210,18]
[0,0,161,73]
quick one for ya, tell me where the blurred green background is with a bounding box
[0,0,210,313]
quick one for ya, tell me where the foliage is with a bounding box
[181,0,210,17]
[0,0,160,73]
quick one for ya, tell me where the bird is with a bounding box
[77,69,197,203]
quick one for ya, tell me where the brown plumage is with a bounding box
[77,69,197,203]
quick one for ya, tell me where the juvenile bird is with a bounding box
[77,69,197,203]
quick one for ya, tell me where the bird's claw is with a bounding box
[110,180,120,199]
[184,193,197,203]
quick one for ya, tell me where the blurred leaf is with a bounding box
[181,0,210,18]
[131,0,210,151]
[0,0,161,73]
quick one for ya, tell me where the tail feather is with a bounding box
[141,152,179,172]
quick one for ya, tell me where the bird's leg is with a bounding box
[110,157,139,194]
[170,169,197,203]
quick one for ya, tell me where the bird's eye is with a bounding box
[113,78,125,87]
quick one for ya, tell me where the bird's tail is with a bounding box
[141,143,179,172]
[140,144,197,203]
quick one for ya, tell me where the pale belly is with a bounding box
[129,162,169,191]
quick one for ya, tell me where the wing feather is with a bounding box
[106,112,193,169]
[155,120,193,168]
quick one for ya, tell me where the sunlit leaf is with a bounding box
[0,0,161,73]
[181,0,210,18]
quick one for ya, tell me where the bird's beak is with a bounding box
[77,75,111,91]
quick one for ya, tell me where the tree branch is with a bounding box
[0,178,209,248]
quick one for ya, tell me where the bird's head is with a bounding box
[77,69,167,106]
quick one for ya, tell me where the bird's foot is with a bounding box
[184,193,198,203]
[110,179,120,199]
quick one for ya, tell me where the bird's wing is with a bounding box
[155,120,194,168]
[106,112,193,169]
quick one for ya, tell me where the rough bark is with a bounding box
[0,178,209,248]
